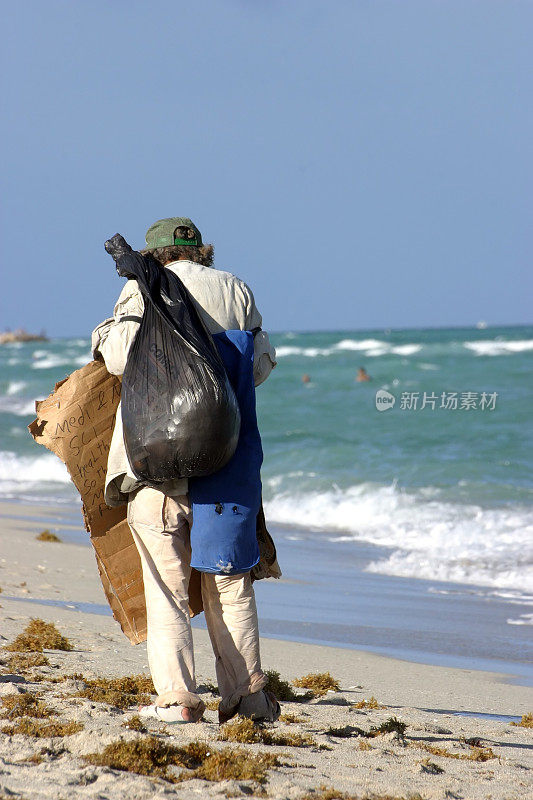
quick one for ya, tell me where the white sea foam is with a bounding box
[263,481,533,595]
[0,451,70,496]
[275,346,331,358]
[6,381,27,396]
[506,613,533,626]
[32,356,70,369]
[334,338,387,351]
[464,339,533,356]
[391,344,422,355]
[0,396,37,416]
[274,339,422,359]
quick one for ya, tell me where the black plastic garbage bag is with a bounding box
[104,233,241,483]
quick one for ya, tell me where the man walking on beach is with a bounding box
[92,217,278,724]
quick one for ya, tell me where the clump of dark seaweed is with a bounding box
[218,716,261,743]
[414,741,496,762]
[75,674,155,710]
[293,671,340,698]
[263,730,316,747]
[511,712,533,728]
[1,692,56,720]
[299,786,423,800]
[279,713,303,724]
[122,714,148,733]
[83,736,278,784]
[218,715,316,748]
[5,652,50,671]
[265,669,309,702]
[373,716,408,739]
[180,746,280,784]
[36,530,61,542]
[353,696,386,710]
[2,718,83,738]
[6,618,73,653]
[323,716,408,741]
[324,725,361,739]
[83,736,193,780]
[420,757,445,774]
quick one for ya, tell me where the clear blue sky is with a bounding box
[2,0,531,336]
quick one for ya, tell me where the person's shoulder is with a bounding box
[172,260,251,292]
[213,266,250,292]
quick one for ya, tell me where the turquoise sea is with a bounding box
[1,325,532,628]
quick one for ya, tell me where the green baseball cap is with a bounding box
[145,217,203,248]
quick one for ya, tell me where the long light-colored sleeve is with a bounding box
[241,283,277,387]
[91,280,144,376]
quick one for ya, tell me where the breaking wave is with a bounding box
[274,337,533,359]
[263,481,533,596]
[0,451,71,499]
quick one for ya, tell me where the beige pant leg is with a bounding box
[127,486,203,710]
[201,571,267,716]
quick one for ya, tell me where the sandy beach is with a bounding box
[1,501,532,800]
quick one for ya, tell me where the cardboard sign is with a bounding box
[29,360,149,644]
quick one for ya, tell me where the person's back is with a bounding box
[93,219,276,506]
[92,217,280,726]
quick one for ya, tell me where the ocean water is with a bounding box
[1,326,532,621]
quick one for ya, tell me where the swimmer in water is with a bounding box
[356,367,371,382]
[302,373,311,384]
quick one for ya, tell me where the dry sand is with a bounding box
[0,502,532,800]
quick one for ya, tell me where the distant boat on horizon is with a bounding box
[476,320,488,329]
[0,328,48,345]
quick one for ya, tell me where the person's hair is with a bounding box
[141,225,214,267]
[143,243,214,267]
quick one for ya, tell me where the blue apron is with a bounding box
[188,330,262,574]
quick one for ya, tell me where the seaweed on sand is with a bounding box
[83,737,279,784]
[353,696,386,709]
[293,672,340,697]
[414,742,496,762]
[179,747,280,784]
[83,736,202,780]
[358,739,372,751]
[299,786,425,800]
[510,712,533,728]
[324,725,362,739]
[1,692,56,720]
[325,717,408,741]
[6,618,73,653]
[279,713,304,724]
[265,669,311,702]
[420,758,445,774]
[2,718,84,737]
[5,652,50,671]
[36,530,61,542]
[218,715,316,748]
[122,714,148,732]
[372,717,408,739]
[75,674,155,710]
